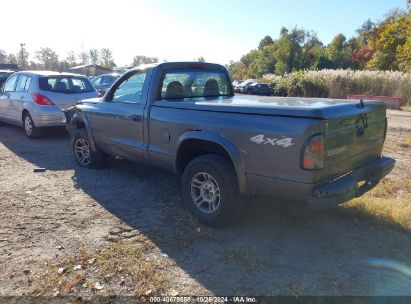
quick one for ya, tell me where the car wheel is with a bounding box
[182,154,240,227]
[23,112,41,138]
[72,129,107,168]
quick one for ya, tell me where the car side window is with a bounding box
[3,75,19,92]
[101,76,111,85]
[112,72,146,104]
[16,75,32,92]
[24,76,32,91]
[92,77,102,86]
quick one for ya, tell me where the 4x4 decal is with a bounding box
[250,134,294,148]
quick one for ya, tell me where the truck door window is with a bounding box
[160,70,232,100]
[112,72,146,104]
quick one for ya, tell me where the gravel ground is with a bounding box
[0,110,410,297]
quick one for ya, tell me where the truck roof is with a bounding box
[130,62,227,72]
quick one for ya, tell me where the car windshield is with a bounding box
[39,76,95,94]
[160,69,232,100]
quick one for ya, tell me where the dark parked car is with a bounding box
[234,79,257,93]
[246,83,272,95]
[91,73,120,96]
[0,70,15,87]
[64,62,394,226]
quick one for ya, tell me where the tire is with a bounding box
[71,128,107,168]
[182,154,240,227]
[23,112,42,138]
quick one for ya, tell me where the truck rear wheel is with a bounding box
[182,154,240,227]
[72,129,107,168]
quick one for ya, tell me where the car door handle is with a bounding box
[20,96,25,99]
[129,115,141,122]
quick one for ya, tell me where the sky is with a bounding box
[2,0,408,66]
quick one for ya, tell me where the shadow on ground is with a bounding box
[1,124,411,295]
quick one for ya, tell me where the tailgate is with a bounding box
[321,103,387,180]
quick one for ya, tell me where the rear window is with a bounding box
[39,76,95,94]
[160,70,232,100]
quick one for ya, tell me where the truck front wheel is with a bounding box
[72,129,107,168]
[182,154,239,227]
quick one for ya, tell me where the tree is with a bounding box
[0,49,7,63]
[258,35,274,50]
[365,10,408,70]
[327,33,352,68]
[99,48,116,69]
[66,51,77,67]
[195,56,206,62]
[7,54,18,64]
[89,49,99,65]
[132,55,158,66]
[79,51,90,65]
[35,47,59,70]
[356,18,375,35]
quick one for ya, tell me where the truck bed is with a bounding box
[154,96,385,120]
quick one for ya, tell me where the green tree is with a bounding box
[195,56,206,62]
[365,10,408,70]
[327,33,352,68]
[258,35,274,50]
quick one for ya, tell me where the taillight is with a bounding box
[32,93,55,105]
[302,134,324,170]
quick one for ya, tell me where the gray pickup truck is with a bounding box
[64,62,395,226]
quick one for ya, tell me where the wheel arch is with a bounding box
[68,112,98,152]
[175,131,248,195]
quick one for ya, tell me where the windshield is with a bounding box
[39,76,95,94]
[160,70,232,100]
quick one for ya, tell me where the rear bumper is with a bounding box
[31,109,65,127]
[246,156,395,208]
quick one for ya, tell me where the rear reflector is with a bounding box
[32,93,55,105]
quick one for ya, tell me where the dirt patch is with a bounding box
[0,110,411,297]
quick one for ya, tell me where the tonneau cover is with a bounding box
[153,96,386,119]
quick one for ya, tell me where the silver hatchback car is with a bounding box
[0,71,98,138]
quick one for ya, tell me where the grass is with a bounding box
[263,69,411,105]
[401,106,411,112]
[341,132,411,230]
[29,236,171,297]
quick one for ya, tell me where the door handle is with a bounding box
[129,115,141,122]
[20,96,25,99]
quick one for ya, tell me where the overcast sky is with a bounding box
[2,0,407,66]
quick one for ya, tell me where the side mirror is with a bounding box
[0,86,4,95]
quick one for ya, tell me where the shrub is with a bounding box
[263,69,411,105]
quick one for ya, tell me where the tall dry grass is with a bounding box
[263,70,411,105]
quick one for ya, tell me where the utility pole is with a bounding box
[20,43,26,69]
